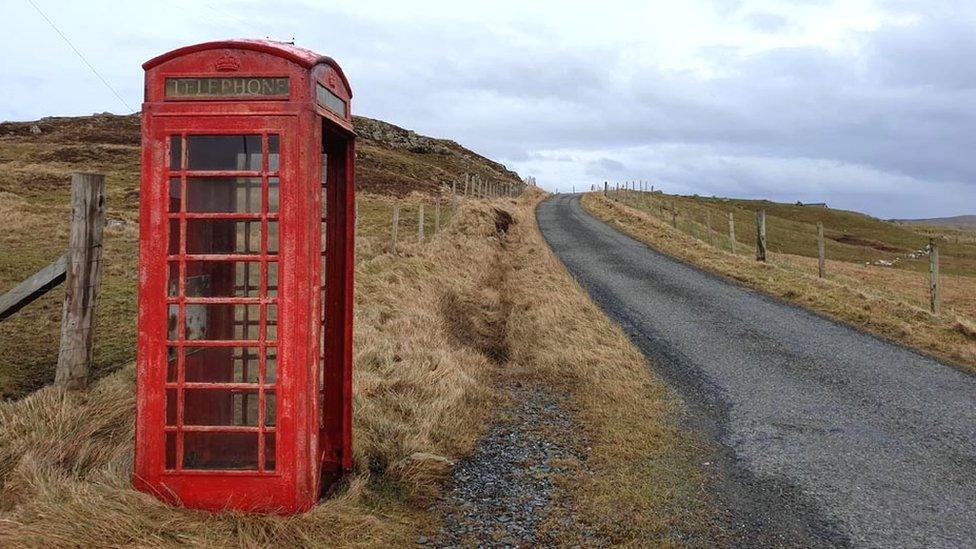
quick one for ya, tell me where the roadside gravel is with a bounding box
[427,384,600,547]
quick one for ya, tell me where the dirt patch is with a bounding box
[829,233,902,253]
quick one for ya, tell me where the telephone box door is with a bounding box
[138,114,319,510]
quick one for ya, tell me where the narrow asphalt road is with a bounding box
[537,194,976,548]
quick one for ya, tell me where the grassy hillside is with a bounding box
[584,191,976,370]
[613,191,976,277]
[0,113,522,398]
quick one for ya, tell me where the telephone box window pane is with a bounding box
[264,433,276,471]
[265,348,277,384]
[186,177,262,213]
[173,303,259,341]
[168,219,180,255]
[184,265,261,299]
[184,388,261,426]
[268,135,279,172]
[267,221,279,254]
[166,389,177,426]
[186,220,262,255]
[165,432,177,470]
[266,304,277,341]
[183,432,258,470]
[268,177,279,213]
[267,262,278,297]
[187,135,261,171]
[182,346,260,383]
[167,262,179,297]
[169,136,182,171]
[265,392,276,426]
[169,178,181,212]
[167,304,179,340]
[167,347,178,382]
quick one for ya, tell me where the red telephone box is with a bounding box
[134,40,355,514]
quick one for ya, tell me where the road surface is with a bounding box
[537,193,976,548]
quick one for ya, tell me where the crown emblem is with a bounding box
[214,55,241,72]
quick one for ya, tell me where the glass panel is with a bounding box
[268,135,279,172]
[183,388,260,426]
[182,346,260,384]
[187,135,261,171]
[172,303,259,341]
[167,262,179,297]
[167,304,179,340]
[265,392,276,426]
[168,219,180,255]
[184,261,260,298]
[268,177,279,213]
[265,347,277,384]
[267,221,279,254]
[183,432,258,470]
[267,262,278,297]
[264,433,276,471]
[186,219,262,255]
[169,177,181,212]
[186,177,262,213]
[165,432,177,469]
[166,388,177,426]
[169,135,181,171]
[167,347,178,382]
[266,304,277,341]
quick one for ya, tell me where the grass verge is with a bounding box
[1,189,715,546]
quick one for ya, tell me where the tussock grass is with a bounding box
[0,199,513,547]
[583,193,976,371]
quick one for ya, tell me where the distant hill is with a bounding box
[893,215,976,230]
[0,112,522,197]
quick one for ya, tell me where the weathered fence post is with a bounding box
[418,203,425,242]
[451,180,456,197]
[55,173,106,390]
[728,212,736,254]
[391,204,400,255]
[756,210,767,262]
[930,237,940,315]
[705,213,713,245]
[434,203,441,234]
[817,221,826,278]
[604,181,608,197]
[464,175,470,196]
[671,208,678,229]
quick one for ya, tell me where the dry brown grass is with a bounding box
[582,193,976,370]
[0,199,510,547]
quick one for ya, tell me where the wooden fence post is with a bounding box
[604,181,608,197]
[728,212,736,254]
[671,208,678,229]
[55,173,106,390]
[464,175,470,196]
[817,221,826,278]
[705,213,712,245]
[391,204,400,255]
[434,203,441,234]
[418,203,425,242]
[756,209,767,262]
[930,238,940,315]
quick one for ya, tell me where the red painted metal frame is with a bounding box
[135,40,354,514]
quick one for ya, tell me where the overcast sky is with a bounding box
[2,0,975,218]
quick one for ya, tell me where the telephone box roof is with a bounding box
[143,39,352,96]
